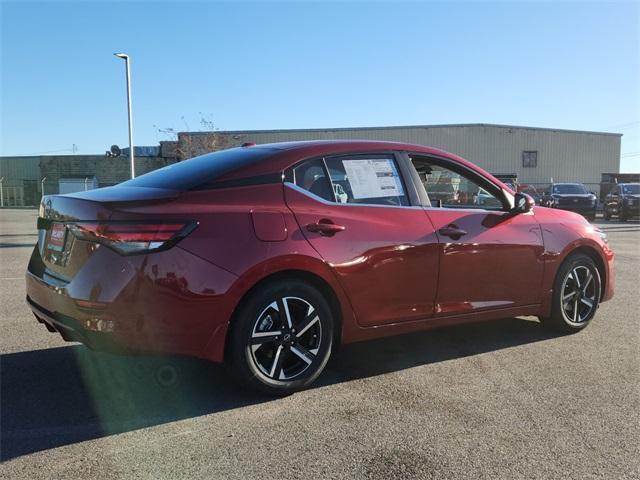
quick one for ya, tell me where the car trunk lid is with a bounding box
[37,186,180,281]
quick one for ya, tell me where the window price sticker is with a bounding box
[342,159,404,199]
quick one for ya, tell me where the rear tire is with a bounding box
[539,253,601,333]
[603,208,611,221]
[228,279,334,396]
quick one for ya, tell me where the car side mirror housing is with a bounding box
[512,192,535,214]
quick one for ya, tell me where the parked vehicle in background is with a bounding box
[542,183,598,220]
[25,141,614,395]
[604,183,640,221]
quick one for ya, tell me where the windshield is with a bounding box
[553,184,588,195]
[120,147,277,190]
[622,184,640,194]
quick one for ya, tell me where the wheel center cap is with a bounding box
[283,333,291,343]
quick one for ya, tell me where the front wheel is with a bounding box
[539,253,601,333]
[228,279,334,396]
[620,208,628,222]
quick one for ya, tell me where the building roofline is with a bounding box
[183,123,623,137]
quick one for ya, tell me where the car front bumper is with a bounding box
[553,204,597,216]
[622,204,640,217]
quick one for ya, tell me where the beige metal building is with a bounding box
[179,123,621,187]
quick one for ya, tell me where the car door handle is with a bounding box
[438,224,467,240]
[306,220,345,237]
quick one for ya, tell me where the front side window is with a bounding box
[411,158,504,210]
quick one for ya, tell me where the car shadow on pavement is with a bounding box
[1,316,559,461]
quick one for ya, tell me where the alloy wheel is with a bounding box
[248,297,322,381]
[560,266,598,325]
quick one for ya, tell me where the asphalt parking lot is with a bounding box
[1,208,639,479]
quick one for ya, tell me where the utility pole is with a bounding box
[114,53,135,178]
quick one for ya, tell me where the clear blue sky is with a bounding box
[1,1,639,171]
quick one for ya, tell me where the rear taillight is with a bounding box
[67,221,197,255]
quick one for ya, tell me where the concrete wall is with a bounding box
[39,155,177,193]
[179,124,621,185]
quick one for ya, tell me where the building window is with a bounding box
[522,151,538,168]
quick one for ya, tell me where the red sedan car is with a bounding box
[26,141,614,395]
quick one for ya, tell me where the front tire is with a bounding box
[620,207,628,222]
[228,279,334,396]
[539,253,601,333]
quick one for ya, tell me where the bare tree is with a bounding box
[155,114,243,160]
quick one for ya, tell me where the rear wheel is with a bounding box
[603,207,611,221]
[539,253,601,333]
[228,279,334,396]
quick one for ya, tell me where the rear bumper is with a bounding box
[25,243,240,362]
[27,293,123,352]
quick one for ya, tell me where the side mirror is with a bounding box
[512,192,534,214]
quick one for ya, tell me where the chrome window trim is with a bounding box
[284,182,425,210]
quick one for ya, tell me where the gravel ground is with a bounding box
[1,208,639,479]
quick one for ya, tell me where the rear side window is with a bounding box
[293,158,334,202]
[120,147,277,191]
[325,155,409,207]
[293,155,409,207]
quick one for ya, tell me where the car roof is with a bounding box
[223,139,509,186]
[250,139,451,155]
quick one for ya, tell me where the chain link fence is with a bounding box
[0,178,120,208]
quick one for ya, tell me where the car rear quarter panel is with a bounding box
[112,183,357,362]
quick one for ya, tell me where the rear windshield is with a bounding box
[120,147,277,190]
[553,184,588,194]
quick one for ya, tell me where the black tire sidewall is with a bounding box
[229,280,334,395]
[550,254,601,331]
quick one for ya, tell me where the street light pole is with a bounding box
[114,53,135,178]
